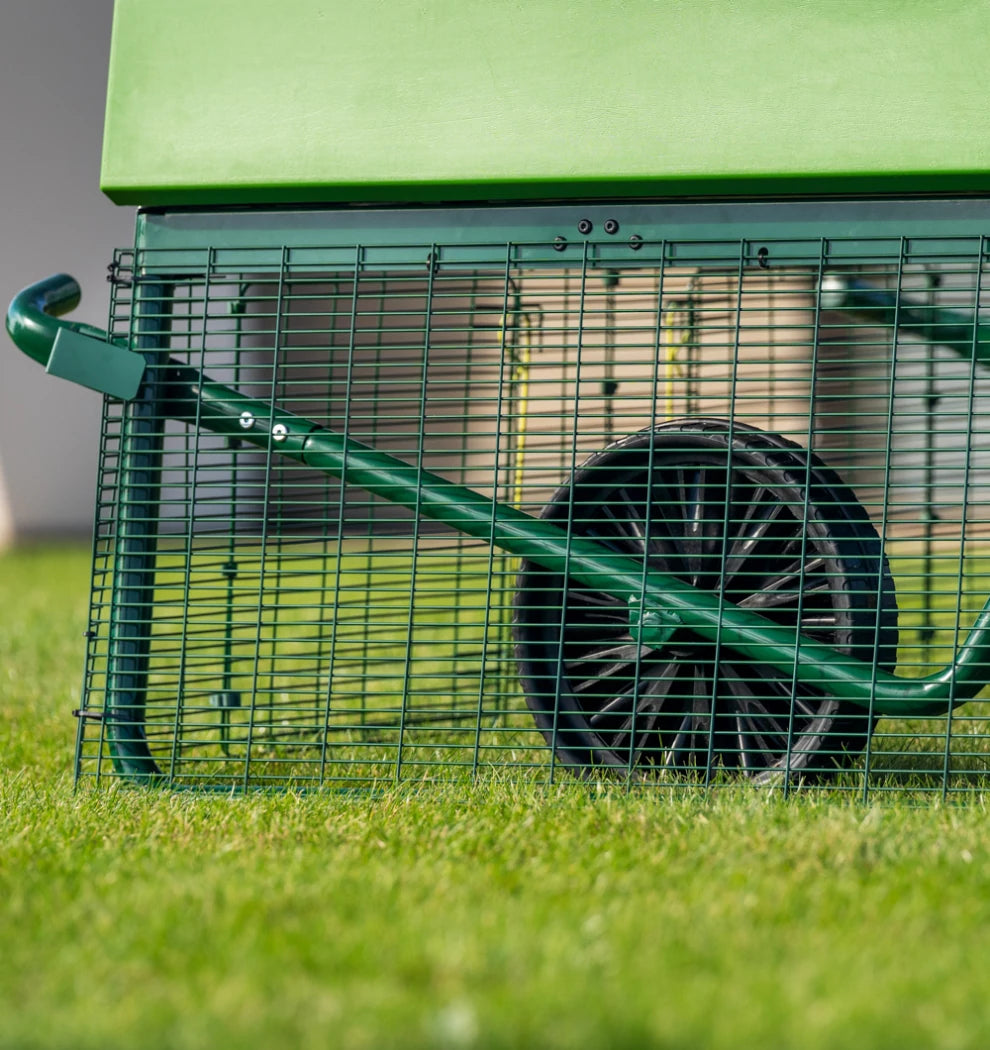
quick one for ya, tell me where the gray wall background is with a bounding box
[0,1,135,542]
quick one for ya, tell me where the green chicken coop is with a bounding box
[10,0,990,795]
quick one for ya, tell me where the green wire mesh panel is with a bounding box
[75,218,990,796]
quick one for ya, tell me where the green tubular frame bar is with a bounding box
[10,270,990,764]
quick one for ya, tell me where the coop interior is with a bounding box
[75,230,990,794]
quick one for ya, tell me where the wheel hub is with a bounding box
[628,596,683,649]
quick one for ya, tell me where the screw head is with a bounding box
[553,236,567,252]
[603,218,620,235]
[271,423,289,443]
[238,411,255,429]
[628,234,643,251]
[577,218,593,235]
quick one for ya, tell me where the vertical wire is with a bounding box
[320,247,363,785]
[455,274,480,724]
[79,251,130,786]
[312,278,339,742]
[862,242,906,802]
[704,246,745,787]
[265,282,292,742]
[168,251,215,782]
[356,279,389,730]
[920,267,942,643]
[241,247,289,791]
[394,247,437,784]
[941,238,985,799]
[216,280,251,760]
[788,241,826,793]
[602,270,617,443]
[548,241,591,784]
[473,245,516,778]
[626,250,667,782]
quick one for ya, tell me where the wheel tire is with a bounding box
[513,419,898,783]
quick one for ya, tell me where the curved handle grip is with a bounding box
[6,274,86,367]
[6,274,146,399]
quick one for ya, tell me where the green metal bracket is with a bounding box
[628,596,682,649]
[6,274,146,399]
[47,327,146,400]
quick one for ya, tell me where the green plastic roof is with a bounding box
[102,0,990,206]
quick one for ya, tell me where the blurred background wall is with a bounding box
[0,0,135,544]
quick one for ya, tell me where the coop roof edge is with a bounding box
[101,0,990,208]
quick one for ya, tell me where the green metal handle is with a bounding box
[821,274,990,366]
[163,363,990,717]
[12,276,990,720]
[6,273,83,367]
[7,274,146,399]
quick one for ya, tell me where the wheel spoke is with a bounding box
[608,495,690,567]
[683,467,732,585]
[762,555,827,585]
[589,662,682,761]
[723,662,821,720]
[636,660,682,711]
[563,622,631,642]
[566,607,629,629]
[664,714,707,771]
[567,587,624,609]
[728,486,769,534]
[572,652,646,693]
[737,572,829,610]
[602,489,646,537]
[733,711,787,769]
[566,643,649,677]
[598,502,646,555]
[722,502,797,588]
[663,664,714,771]
[718,666,790,734]
[588,682,637,727]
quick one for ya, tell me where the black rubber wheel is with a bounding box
[513,419,898,783]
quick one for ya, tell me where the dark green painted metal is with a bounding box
[46,327,146,400]
[821,275,990,367]
[136,201,990,269]
[102,283,172,782]
[5,282,166,779]
[8,274,83,366]
[628,598,681,649]
[102,0,990,206]
[6,274,146,392]
[11,273,990,729]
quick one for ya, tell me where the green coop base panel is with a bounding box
[102,0,990,206]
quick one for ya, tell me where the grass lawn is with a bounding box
[3,545,990,1049]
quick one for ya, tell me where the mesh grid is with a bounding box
[76,228,990,796]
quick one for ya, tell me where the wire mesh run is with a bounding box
[76,225,990,797]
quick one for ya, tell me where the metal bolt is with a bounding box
[628,234,643,251]
[603,218,620,235]
[271,423,289,443]
[577,218,593,235]
[757,246,770,269]
[238,411,255,429]
[553,236,567,252]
